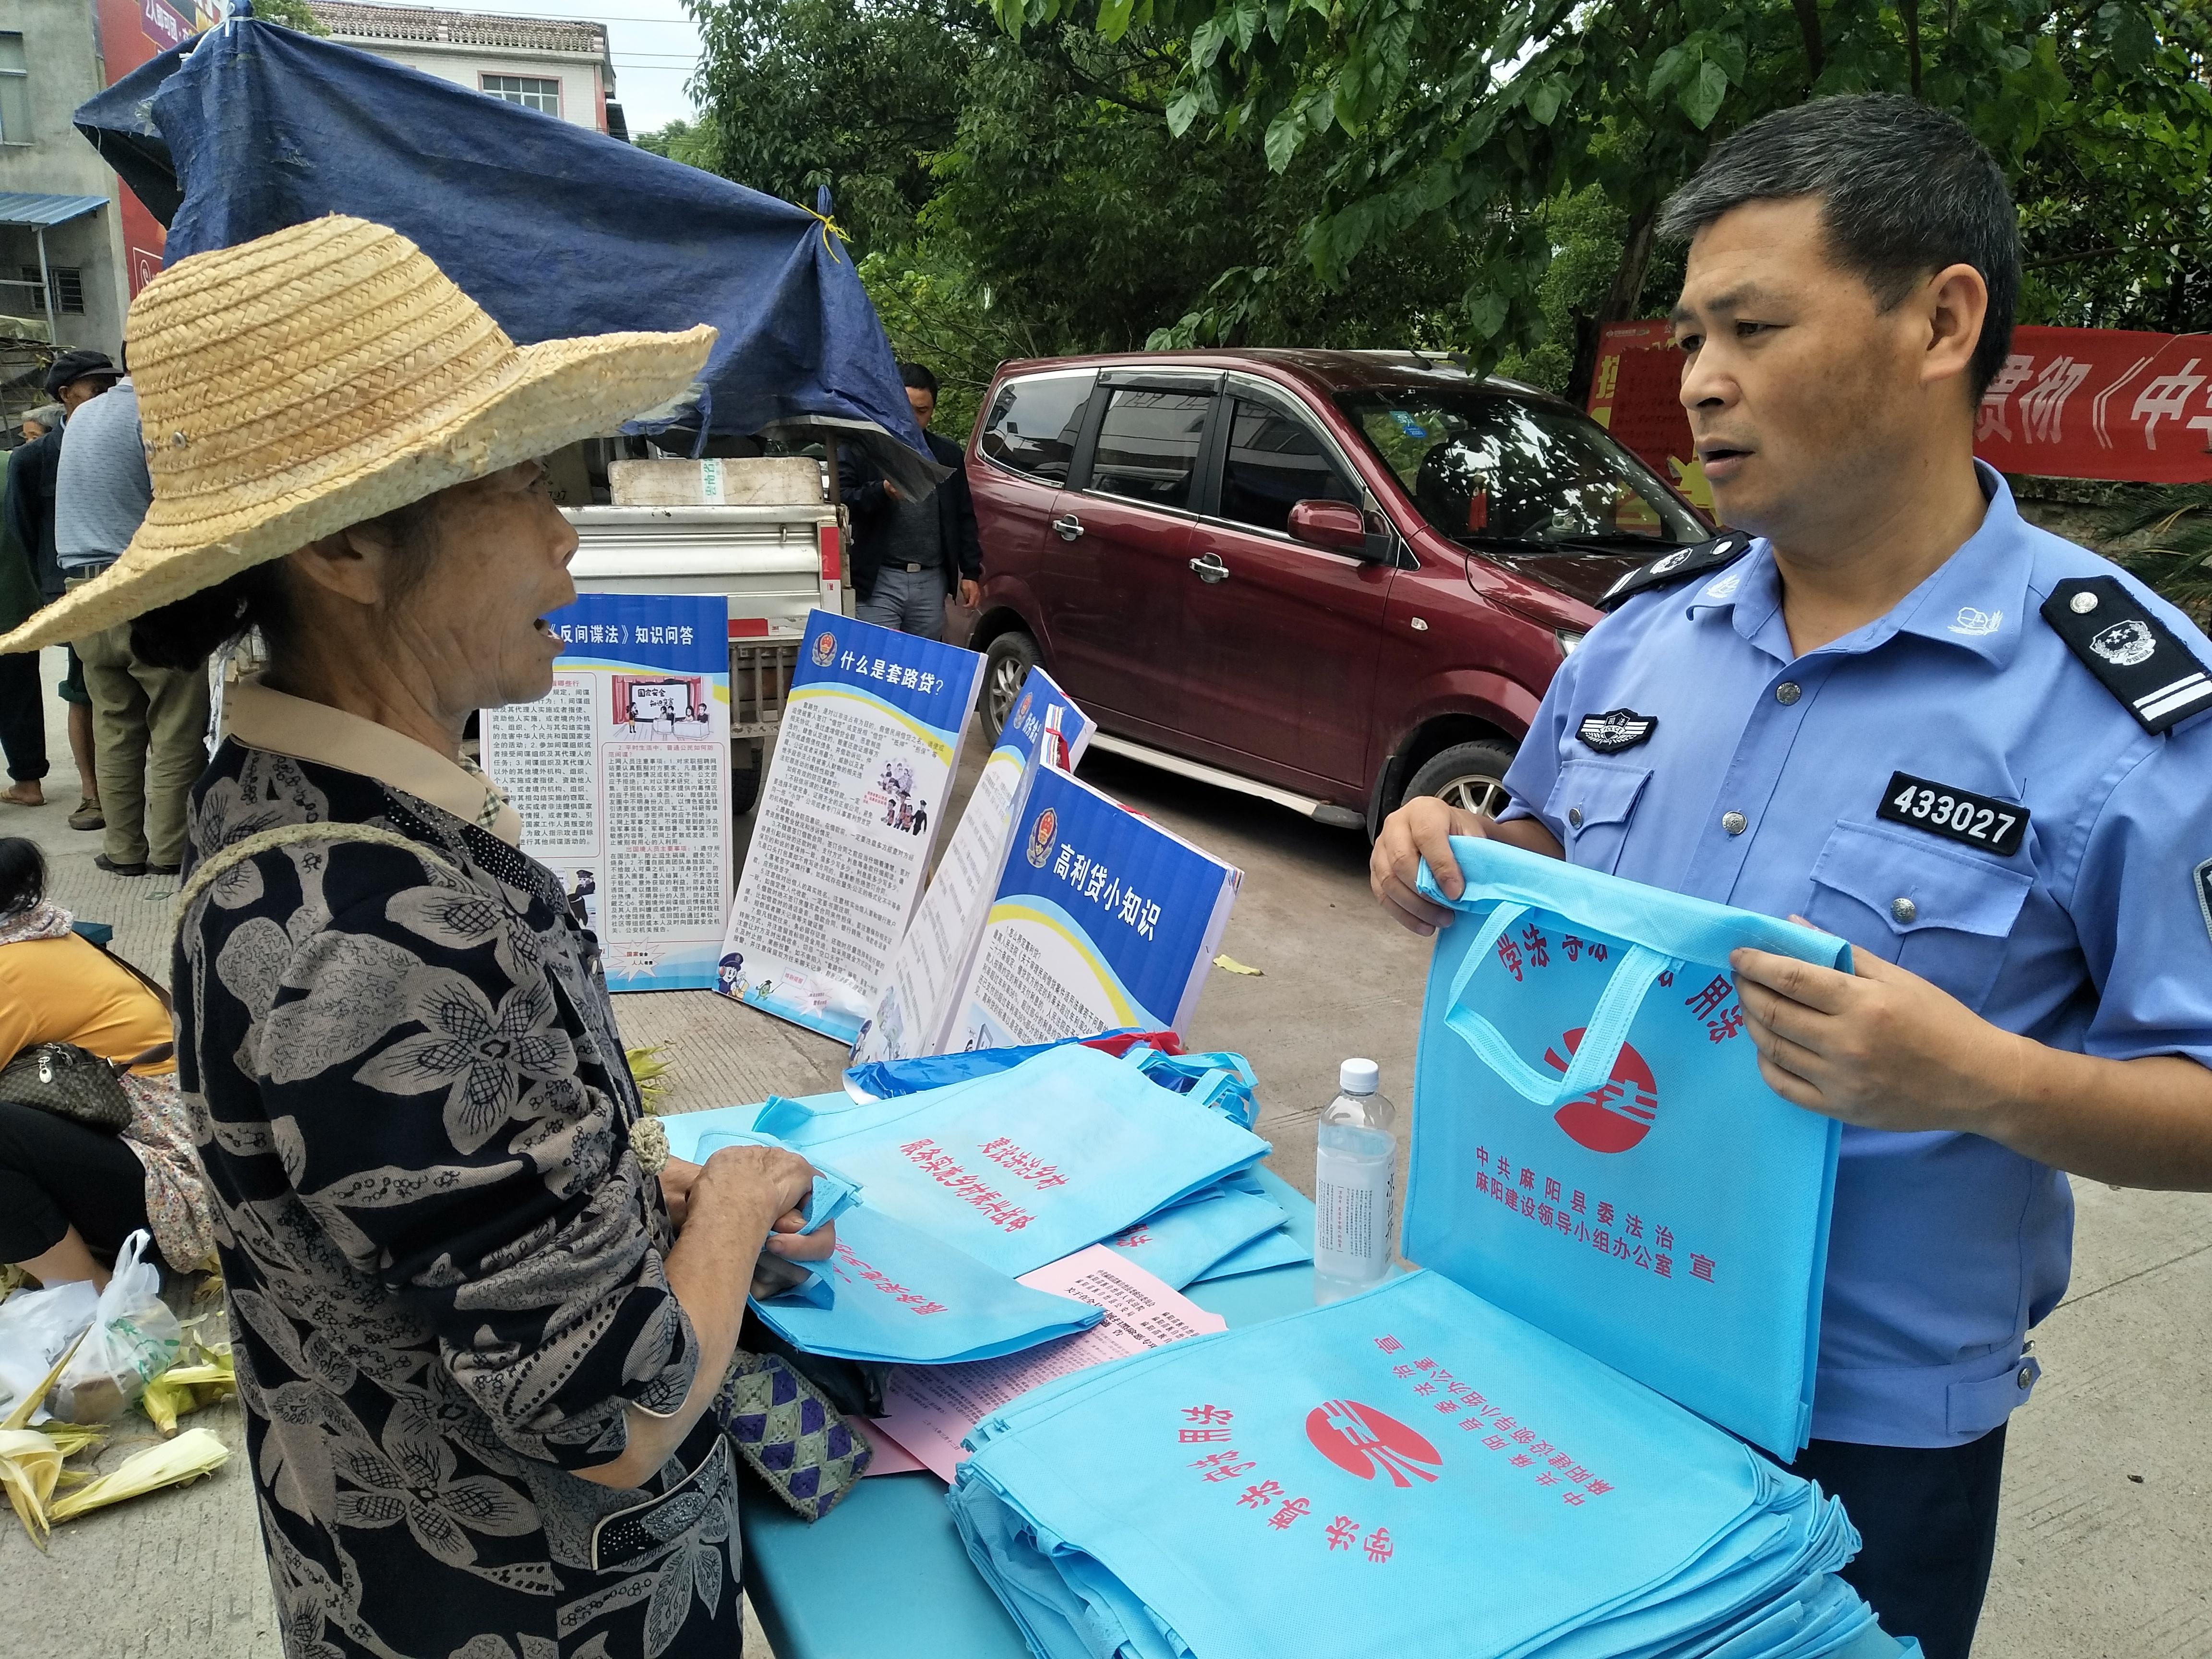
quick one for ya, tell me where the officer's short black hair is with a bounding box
[1658,95,2020,399]
[898,361,939,399]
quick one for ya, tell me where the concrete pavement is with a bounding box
[3,664,2206,1656]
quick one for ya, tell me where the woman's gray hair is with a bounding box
[1657,94,2020,398]
[21,404,63,432]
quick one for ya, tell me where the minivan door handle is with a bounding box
[1188,553,1230,584]
[1052,513,1085,542]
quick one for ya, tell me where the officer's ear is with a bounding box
[1915,262,1988,408]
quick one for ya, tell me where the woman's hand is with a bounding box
[750,1216,837,1299]
[659,1156,702,1228]
[689,1142,819,1240]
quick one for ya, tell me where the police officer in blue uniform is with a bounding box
[1372,95,2212,1659]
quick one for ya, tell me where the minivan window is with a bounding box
[1218,398,1359,536]
[980,372,1095,482]
[1338,388,1704,551]
[1089,387,1211,510]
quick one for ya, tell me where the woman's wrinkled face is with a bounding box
[393,460,579,714]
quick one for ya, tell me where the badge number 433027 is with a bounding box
[1876,770,2030,857]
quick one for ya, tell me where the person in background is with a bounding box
[4,353,121,833]
[0,434,48,805]
[1370,96,2212,1659]
[0,838,211,1287]
[57,357,209,877]
[840,361,983,639]
[18,404,61,445]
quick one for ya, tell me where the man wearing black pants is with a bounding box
[840,362,982,639]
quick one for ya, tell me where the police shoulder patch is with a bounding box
[2041,576,2212,735]
[1597,530,1756,613]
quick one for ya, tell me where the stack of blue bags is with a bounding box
[949,1273,1913,1659]
[938,839,1924,1657]
[659,1041,1310,1365]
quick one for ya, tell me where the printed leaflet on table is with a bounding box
[947,761,1241,1050]
[719,608,986,1043]
[875,1244,1226,1482]
[854,664,1097,1065]
[479,593,733,991]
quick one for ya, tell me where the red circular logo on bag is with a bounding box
[1545,1027,1659,1154]
[1304,1399,1442,1488]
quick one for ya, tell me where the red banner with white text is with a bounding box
[1588,321,2212,501]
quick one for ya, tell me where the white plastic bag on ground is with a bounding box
[0,1280,99,1423]
[52,1232,181,1423]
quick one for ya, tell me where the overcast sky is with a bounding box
[420,1,708,135]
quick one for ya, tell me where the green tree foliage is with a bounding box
[252,0,327,31]
[676,0,1472,425]
[987,0,2212,397]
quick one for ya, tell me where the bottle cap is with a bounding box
[1339,1058,1380,1095]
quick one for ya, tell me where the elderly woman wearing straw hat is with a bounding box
[0,217,842,1658]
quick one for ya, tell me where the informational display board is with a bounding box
[479,592,734,992]
[948,761,1241,1051]
[854,666,1097,1065]
[720,608,986,1043]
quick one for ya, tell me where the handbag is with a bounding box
[0,1040,174,1133]
[0,935,176,1132]
[1406,836,1853,1456]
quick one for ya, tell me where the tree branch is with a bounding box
[1791,0,1826,84]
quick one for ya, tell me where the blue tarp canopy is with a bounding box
[72,8,939,492]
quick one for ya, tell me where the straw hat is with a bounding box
[1,215,716,654]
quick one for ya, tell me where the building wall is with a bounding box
[329,39,610,132]
[0,0,130,353]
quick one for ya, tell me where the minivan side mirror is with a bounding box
[1287,498,1369,554]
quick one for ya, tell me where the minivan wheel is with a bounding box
[980,631,1041,743]
[1403,739,1519,818]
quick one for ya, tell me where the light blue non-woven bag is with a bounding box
[1407,837,1851,1456]
[1105,1184,1288,1290]
[753,1043,1269,1278]
[948,1272,1911,1659]
[747,1200,1104,1366]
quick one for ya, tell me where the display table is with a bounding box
[739,1168,1318,1659]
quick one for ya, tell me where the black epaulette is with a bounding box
[2041,576,2212,735]
[1596,529,1756,612]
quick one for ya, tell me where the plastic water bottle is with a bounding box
[1313,1058,1397,1303]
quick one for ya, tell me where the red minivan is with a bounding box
[963,350,1707,834]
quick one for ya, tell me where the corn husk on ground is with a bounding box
[139,1355,235,1437]
[0,1332,88,1546]
[45,1428,227,1524]
[627,1044,673,1111]
[0,1300,235,1546]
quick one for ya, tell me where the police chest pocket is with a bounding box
[1544,759,1651,877]
[1805,821,2032,1013]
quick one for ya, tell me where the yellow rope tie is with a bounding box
[804,205,852,264]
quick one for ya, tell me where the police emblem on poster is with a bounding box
[1026,807,1058,867]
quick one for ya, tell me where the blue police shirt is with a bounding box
[1498,464,2212,1448]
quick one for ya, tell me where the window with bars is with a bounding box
[18,266,85,315]
[0,33,29,145]
[480,74,562,116]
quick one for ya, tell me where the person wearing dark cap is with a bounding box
[0,350,120,823]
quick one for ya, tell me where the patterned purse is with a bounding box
[711,1351,872,1520]
[0,1042,166,1131]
